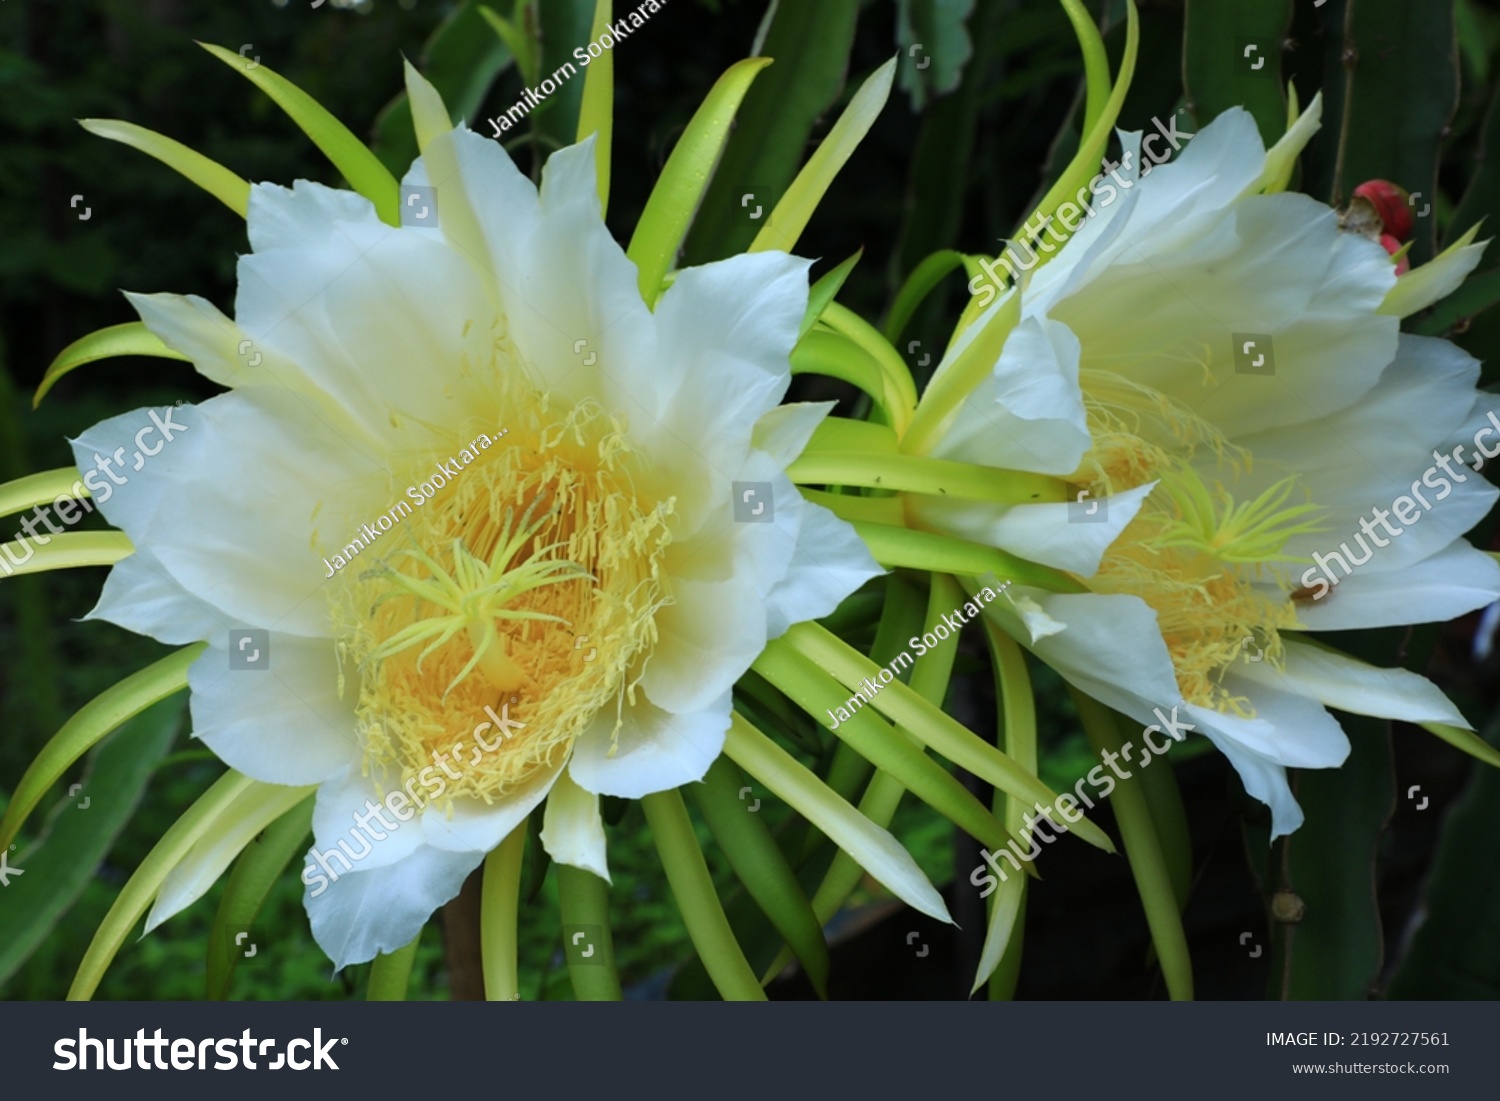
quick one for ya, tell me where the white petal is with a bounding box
[1183,682,1350,769]
[1166,690,1341,841]
[569,692,730,799]
[1033,111,1269,305]
[233,218,497,450]
[147,780,313,933]
[124,291,353,417]
[1123,108,1270,246]
[540,770,610,882]
[1381,226,1487,318]
[976,589,1325,837]
[1244,640,1472,728]
[640,576,769,713]
[1025,133,1148,304]
[188,634,359,786]
[308,764,427,874]
[1053,196,1398,440]
[402,126,542,307]
[1293,541,1500,629]
[83,546,231,645]
[762,500,884,639]
[306,843,485,969]
[657,440,880,677]
[649,252,808,426]
[1240,335,1495,573]
[660,448,799,589]
[72,393,386,638]
[419,755,564,854]
[1205,737,1303,840]
[402,134,661,438]
[71,405,198,534]
[982,590,1182,717]
[752,401,836,468]
[637,251,811,525]
[247,179,375,253]
[1254,93,1323,194]
[486,138,662,408]
[932,315,1089,475]
[909,481,1156,577]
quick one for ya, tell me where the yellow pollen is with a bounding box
[1074,375,1327,716]
[331,380,674,807]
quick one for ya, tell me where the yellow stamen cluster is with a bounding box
[331,375,674,806]
[1073,371,1326,715]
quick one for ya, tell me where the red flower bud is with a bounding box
[1379,233,1410,276]
[1353,180,1414,243]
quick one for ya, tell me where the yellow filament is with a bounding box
[329,372,674,806]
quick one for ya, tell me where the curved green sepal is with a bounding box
[35,322,190,408]
[801,250,862,340]
[901,272,1021,456]
[0,532,133,578]
[1421,721,1500,771]
[759,578,964,983]
[750,57,898,256]
[791,329,906,431]
[479,6,540,89]
[147,782,315,934]
[755,640,1027,864]
[1072,687,1194,1000]
[1132,725,1193,910]
[689,755,831,998]
[1022,0,1139,265]
[403,57,456,155]
[368,931,424,1001]
[1381,224,1486,319]
[798,486,904,527]
[207,798,314,999]
[884,249,967,346]
[1258,87,1321,196]
[629,58,774,306]
[848,522,1081,592]
[0,645,202,853]
[198,42,402,226]
[725,714,952,924]
[70,771,256,1000]
[785,622,1114,853]
[557,863,623,1000]
[1058,0,1112,136]
[480,819,529,1000]
[642,788,767,1001]
[0,698,183,990]
[0,468,88,522]
[974,607,1037,995]
[78,119,250,218]
[576,0,614,216]
[819,302,920,420]
[790,447,1065,506]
